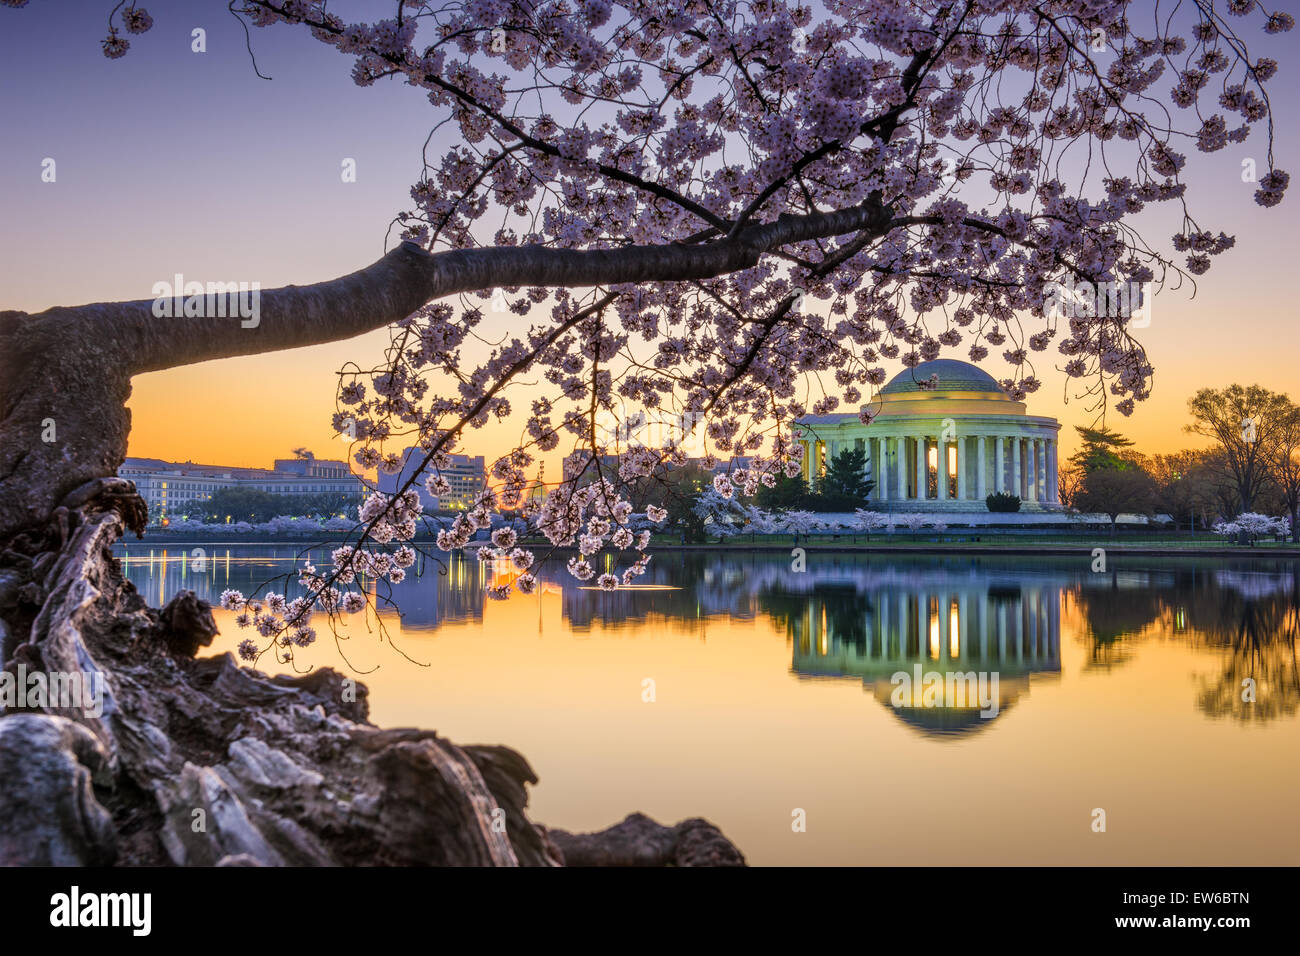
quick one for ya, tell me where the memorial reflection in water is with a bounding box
[115,545,1297,737]
[526,556,1065,735]
[781,567,1063,734]
[113,543,1300,864]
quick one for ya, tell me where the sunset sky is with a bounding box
[3,1,1298,474]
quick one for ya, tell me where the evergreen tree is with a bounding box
[755,473,811,510]
[819,447,874,502]
[1070,426,1137,473]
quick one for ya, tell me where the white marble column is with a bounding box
[1026,439,1038,503]
[865,439,874,498]
[1026,439,1035,502]
[1022,440,1032,502]
[886,437,895,501]
[1029,439,1040,504]
[1011,438,1022,498]
[1048,438,1058,504]
[895,437,907,502]
[1042,438,1051,504]
[976,436,987,500]
[993,436,1004,493]
[1036,439,1047,502]
[915,435,927,500]
[1040,439,1048,501]
[937,437,949,500]
[956,437,967,500]
[873,437,884,500]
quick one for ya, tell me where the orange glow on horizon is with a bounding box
[124,338,1246,476]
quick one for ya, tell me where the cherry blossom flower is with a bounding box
[122,6,153,33]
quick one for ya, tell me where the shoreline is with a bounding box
[114,535,1300,559]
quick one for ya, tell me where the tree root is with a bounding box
[0,495,745,866]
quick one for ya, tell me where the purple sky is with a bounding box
[3,0,1298,467]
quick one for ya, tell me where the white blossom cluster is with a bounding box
[528,478,656,593]
[1212,513,1291,539]
[219,587,318,663]
[707,456,790,500]
[219,492,422,662]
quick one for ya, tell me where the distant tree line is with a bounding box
[556,382,1300,544]
[1060,384,1300,540]
[195,487,362,524]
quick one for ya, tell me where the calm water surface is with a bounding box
[114,542,1300,865]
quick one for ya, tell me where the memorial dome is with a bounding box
[880,359,1003,396]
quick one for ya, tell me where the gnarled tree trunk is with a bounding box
[0,471,745,867]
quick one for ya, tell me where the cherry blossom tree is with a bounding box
[744,507,785,535]
[779,509,820,540]
[853,509,891,539]
[1,0,1293,667]
[1214,511,1289,543]
[897,512,930,532]
[691,487,751,536]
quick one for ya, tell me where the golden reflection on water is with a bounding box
[124,546,1300,865]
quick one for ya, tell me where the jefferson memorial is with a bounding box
[796,359,1062,512]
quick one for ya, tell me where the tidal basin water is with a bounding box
[115,542,1300,866]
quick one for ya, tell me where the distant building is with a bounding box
[687,455,756,473]
[118,456,363,523]
[377,448,486,512]
[562,450,621,481]
[270,457,352,478]
[562,449,754,484]
[794,359,1063,512]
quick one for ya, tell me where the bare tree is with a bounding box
[1185,385,1295,514]
[1148,449,1224,532]
[1075,465,1159,535]
[1056,461,1084,510]
[1267,404,1300,542]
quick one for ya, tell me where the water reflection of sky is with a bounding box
[115,544,1300,727]
[114,543,1300,865]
